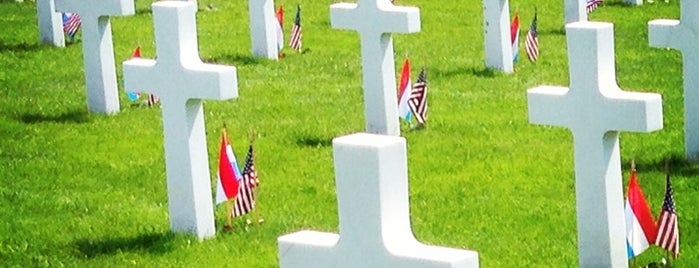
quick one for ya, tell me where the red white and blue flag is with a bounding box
[289,5,302,52]
[525,12,539,62]
[216,128,241,205]
[62,12,81,42]
[510,13,520,64]
[655,173,679,258]
[397,58,412,122]
[276,5,284,54]
[624,168,657,258]
[232,145,258,217]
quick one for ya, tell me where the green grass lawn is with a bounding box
[0,0,696,266]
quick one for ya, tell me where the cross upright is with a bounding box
[278,133,479,268]
[330,0,420,136]
[482,0,513,73]
[564,0,586,24]
[55,0,134,114]
[649,2,699,161]
[527,22,662,267]
[248,0,279,59]
[122,1,238,239]
[37,0,65,47]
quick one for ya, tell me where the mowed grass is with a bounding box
[0,0,696,266]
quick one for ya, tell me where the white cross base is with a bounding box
[123,1,238,239]
[482,0,513,73]
[249,0,279,59]
[564,0,586,24]
[37,0,65,47]
[528,22,662,267]
[649,1,699,161]
[330,0,420,136]
[55,0,134,114]
[278,133,479,268]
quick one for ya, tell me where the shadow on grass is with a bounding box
[204,54,264,66]
[431,66,499,79]
[14,110,91,124]
[538,28,566,36]
[75,232,176,258]
[631,154,699,177]
[296,135,332,148]
[0,41,42,53]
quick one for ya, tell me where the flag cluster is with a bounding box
[397,59,428,125]
[215,128,260,219]
[62,12,81,42]
[586,0,604,14]
[624,166,680,260]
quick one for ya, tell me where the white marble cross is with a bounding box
[248,0,279,59]
[483,0,513,73]
[122,1,238,239]
[564,0,586,24]
[54,0,134,114]
[527,22,662,267]
[330,0,420,136]
[649,2,699,161]
[278,133,479,268]
[37,0,65,47]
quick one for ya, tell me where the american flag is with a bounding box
[586,0,603,14]
[655,173,679,258]
[232,173,256,217]
[408,68,428,125]
[242,144,259,188]
[62,13,81,42]
[146,93,159,107]
[289,5,302,52]
[525,12,539,62]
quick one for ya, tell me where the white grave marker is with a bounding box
[122,1,238,239]
[278,133,479,268]
[483,0,513,73]
[37,0,65,47]
[55,0,134,114]
[527,22,662,267]
[248,0,279,59]
[330,0,420,136]
[564,0,586,24]
[625,0,643,5]
[649,2,699,161]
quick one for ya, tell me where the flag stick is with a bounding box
[225,199,233,230]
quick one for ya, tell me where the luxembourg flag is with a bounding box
[510,13,520,63]
[215,129,242,205]
[625,168,657,258]
[397,58,412,122]
[276,5,284,53]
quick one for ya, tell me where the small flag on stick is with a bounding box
[510,13,520,64]
[62,12,81,42]
[655,168,679,259]
[276,5,284,55]
[624,161,657,258]
[215,127,240,205]
[397,58,413,122]
[524,12,539,62]
[408,67,428,125]
[289,5,302,52]
[586,0,604,14]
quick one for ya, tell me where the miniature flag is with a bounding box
[126,46,142,101]
[655,173,679,258]
[586,0,603,14]
[408,68,428,125]
[232,168,256,217]
[146,93,160,107]
[397,58,413,122]
[242,144,259,188]
[510,13,520,64]
[624,168,657,258]
[524,12,539,62]
[276,5,284,53]
[62,12,81,42]
[215,128,240,205]
[289,5,302,52]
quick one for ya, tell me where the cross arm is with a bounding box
[183,64,238,101]
[603,91,663,133]
[329,3,420,34]
[55,0,135,16]
[527,86,572,128]
[648,20,683,50]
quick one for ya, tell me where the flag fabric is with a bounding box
[510,13,520,64]
[289,5,302,52]
[126,46,142,101]
[397,58,413,122]
[215,129,240,205]
[408,68,428,125]
[62,12,81,42]
[242,144,259,189]
[276,5,284,53]
[524,12,539,62]
[146,93,159,107]
[586,0,603,14]
[232,161,256,217]
[624,168,657,258]
[655,173,679,258]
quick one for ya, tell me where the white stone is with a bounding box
[482,0,513,73]
[564,0,586,24]
[37,0,65,47]
[625,0,643,5]
[54,0,134,114]
[122,1,238,239]
[330,0,420,136]
[278,133,479,268]
[249,0,278,59]
[527,22,662,267]
[649,2,699,161]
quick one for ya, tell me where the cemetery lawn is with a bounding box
[1,0,697,266]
